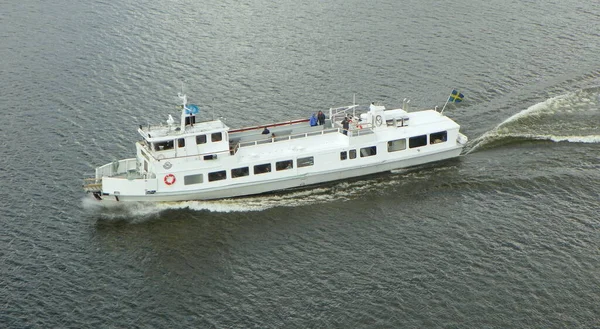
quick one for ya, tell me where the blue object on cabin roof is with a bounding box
[185,104,200,114]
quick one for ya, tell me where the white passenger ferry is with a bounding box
[84,93,468,202]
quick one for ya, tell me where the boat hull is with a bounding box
[90,145,463,203]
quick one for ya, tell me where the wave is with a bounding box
[467,87,600,153]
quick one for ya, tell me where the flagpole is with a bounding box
[440,90,453,114]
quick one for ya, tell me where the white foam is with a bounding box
[86,173,432,218]
[548,135,600,143]
[502,93,569,125]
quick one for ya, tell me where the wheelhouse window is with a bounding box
[340,151,347,160]
[211,132,223,142]
[154,140,174,151]
[360,146,377,157]
[349,149,357,159]
[276,160,293,171]
[254,163,271,174]
[231,167,249,178]
[208,170,226,182]
[185,115,196,126]
[430,131,447,144]
[184,174,203,185]
[196,135,207,144]
[297,156,314,167]
[387,139,407,152]
[178,138,185,148]
[409,135,427,148]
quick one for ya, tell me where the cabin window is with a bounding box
[211,132,222,142]
[388,139,407,152]
[409,135,427,148]
[204,154,217,160]
[154,140,174,151]
[349,149,357,159]
[178,138,185,148]
[196,135,207,144]
[184,174,203,185]
[143,161,148,172]
[208,170,226,182]
[340,151,347,160]
[185,115,196,126]
[254,163,271,175]
[297,156,314,167]
[360,146,377,157]
[430,131,447,144]
[232,167,249,178]
[276,160,293,171]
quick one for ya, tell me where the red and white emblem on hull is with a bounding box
[164,174,176,185]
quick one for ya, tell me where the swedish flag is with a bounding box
[448,90,464,103]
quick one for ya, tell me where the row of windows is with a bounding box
[340,146,376,160]
[391,131,447,152]
[183,156,314,185]
[196,132,223,144]
[181,131,447,185]
[154,132,224,151]
[340,131,448,160]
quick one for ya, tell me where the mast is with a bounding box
[178,92,187,130]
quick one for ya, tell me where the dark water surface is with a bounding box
[2,0,599,327]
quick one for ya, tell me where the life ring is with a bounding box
[375,115,383,126]
[164,174,176,185]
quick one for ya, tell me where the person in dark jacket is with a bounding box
[341,117,349,135]
[317,111,326,125]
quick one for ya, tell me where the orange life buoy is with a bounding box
[164,174,176,185]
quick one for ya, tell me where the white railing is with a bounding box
[457,133,468,145]
[329,105,359,129]
[238,128,340,148]
[349,128,375,137]
[95,158,138,178]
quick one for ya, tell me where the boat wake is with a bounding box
[84,183,389,220]
[467,87,600,153]
[83,167,454,219]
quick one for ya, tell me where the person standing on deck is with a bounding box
[317,111,326,125]
[309,113,318,126]
[342,117,349,135]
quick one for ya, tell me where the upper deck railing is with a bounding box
[238,127,340,148]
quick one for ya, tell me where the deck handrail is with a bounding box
[138,141,232,162]
[95,158,138,178]
[238,128,340,148]
[229,118,310,134]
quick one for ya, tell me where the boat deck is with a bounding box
[229,119,331,145]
